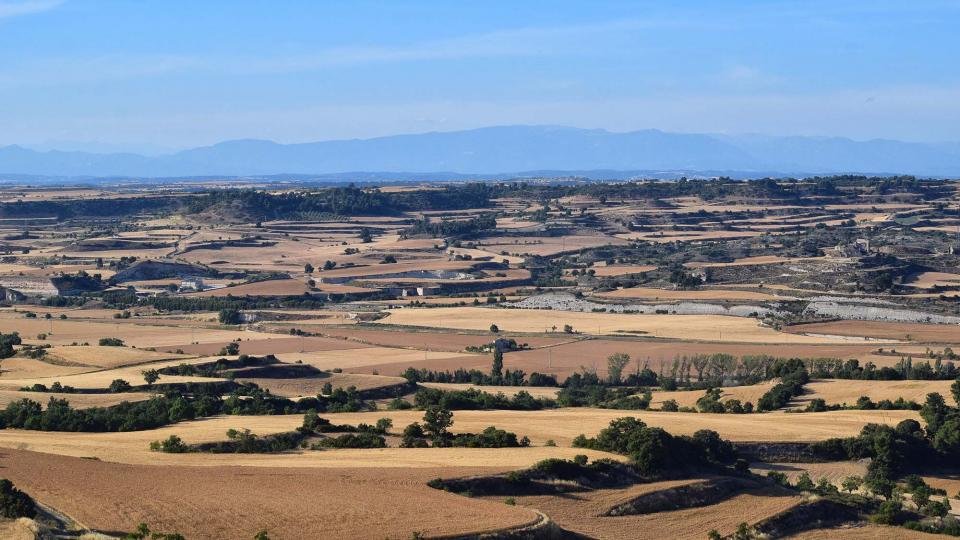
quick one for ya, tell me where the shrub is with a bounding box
[149,435,189,453]
[98,337,124,347]
[0,479,36,518]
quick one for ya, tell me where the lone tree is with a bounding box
[841,475,863,493]
[489,324,499,334]
[423,406,453,441]
[304,263,314,274]
[607,353,631,385]
[142,369,160,387]
[218,308,243,325]
[0,332,22,359]
[491,350,504,382]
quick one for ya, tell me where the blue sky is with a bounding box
[0,0,957,152]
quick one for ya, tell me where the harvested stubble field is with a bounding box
[276,346,480,371]
[0,357,95,379]
[0,355,224,390]
[156,334,371,356]
[378,307,863,343]
[41,345,194,369]
[0,317,252,348]
[0,389,153,409]
[794,379,957,408]
[784,320,960,343]
[323,408,918,446]
[751,461,869,487]
[0,449,542,540]
[500,482,801,540]
[316,326,575,352]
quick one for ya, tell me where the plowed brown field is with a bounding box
[0,449,539,540]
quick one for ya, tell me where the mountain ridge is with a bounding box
[1,125,958,179]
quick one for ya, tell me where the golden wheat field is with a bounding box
[322,408,918,445]
[795,379,957,407]
[377,307,874,343]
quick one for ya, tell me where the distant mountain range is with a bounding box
[1,126,959,180]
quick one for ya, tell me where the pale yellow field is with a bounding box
[276,347,481,371]
[0,355,224,390]
[795,379,958,408]
[0,317,252,348]
[324,408,918,445]
[0,414,616,468]
[0,389,153,409]
[377,307,881,344]
[0,357,92,379]
[42,345,194,369]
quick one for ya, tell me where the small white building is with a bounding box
[179,277,205,292]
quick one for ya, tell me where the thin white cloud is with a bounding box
[0,0,63,19]
[0,16,688,86]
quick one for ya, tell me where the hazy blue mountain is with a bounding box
[1,126,958,179]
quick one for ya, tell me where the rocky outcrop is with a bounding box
[112,259,216,282]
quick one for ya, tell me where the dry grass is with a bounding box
[0,518,38,540]
[0,449,542,540]
[378,307,881,344]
